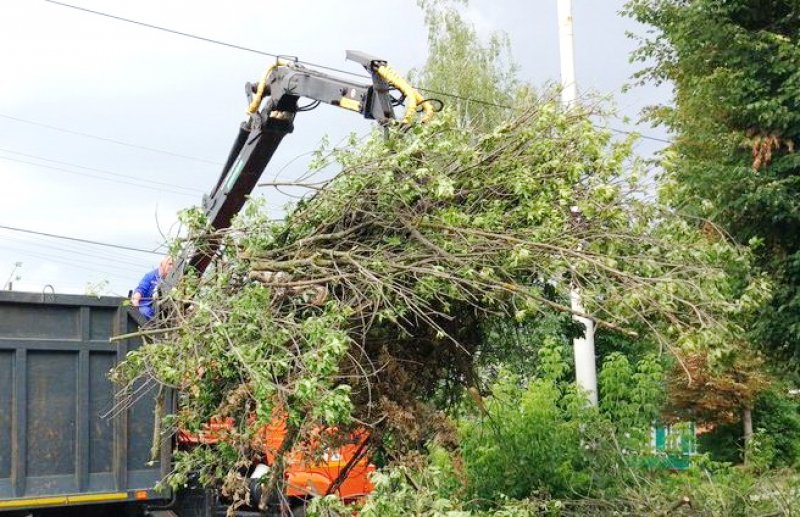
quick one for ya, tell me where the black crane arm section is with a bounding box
[162,51,432,292]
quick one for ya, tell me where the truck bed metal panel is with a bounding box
[0,291,167,510]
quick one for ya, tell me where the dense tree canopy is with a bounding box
[625,0,800,365]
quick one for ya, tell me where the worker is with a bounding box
[131,256,173,320]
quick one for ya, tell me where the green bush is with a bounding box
[625,456,800,516]
[697,387,800,468]
[460,376,624,502]
[697,421,742,464]
[753,388,800,468]
[457,342,670,504]
[309,360,800,516]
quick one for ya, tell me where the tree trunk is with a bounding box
[743,407,753,464]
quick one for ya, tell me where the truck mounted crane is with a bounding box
[162,51,433,293]
[0,52,432,517]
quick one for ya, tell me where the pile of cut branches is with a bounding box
[114,100,765,503]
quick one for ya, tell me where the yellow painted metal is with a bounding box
[338,97,361,112]
[0,496,67,509]
[0,491,128,509]
[68,492,128,503]
[247,59,289,114]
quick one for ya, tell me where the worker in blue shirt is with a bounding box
[131,256,174,319]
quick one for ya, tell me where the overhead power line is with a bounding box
[42,0,370,80]
[605,126,671,144]
[0,147,204,194]
[0,224,163,255]
[1,244,139,281]
[0,155,199,198]
[0,234,150,269]
[0,113,222,166]
[0,238,145,276]
[44,0,672,145]
[43,1,282,58]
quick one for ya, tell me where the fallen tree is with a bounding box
[113,99,767,507]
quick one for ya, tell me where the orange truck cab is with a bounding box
[177,415,375,510]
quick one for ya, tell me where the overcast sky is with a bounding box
[0,0,669,296]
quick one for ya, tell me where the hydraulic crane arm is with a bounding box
[162,51,431,292]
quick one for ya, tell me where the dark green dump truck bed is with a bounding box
[0,291,168,512]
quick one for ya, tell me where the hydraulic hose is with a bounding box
[247,59,288,114]
[375,65,434,124]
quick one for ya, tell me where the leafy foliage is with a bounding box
[357,462,800,516]
[665,352,770,424]
[459,342,666,503]
[698,387,800,468]
[413,0,520,130]
[461,377,619,501]
[309,352,800,515]
[113,100,761,503]
[625,0,800,366]
[598,352,664,446]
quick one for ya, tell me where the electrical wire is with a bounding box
[19,230,160,264]
[42,0,372,80]
[0,237,145,276]
[42,0,673,145]
[0,244,141,281]
[604,125,671,144]
[0,224,163,255]
[416,87,515,111]
[0,147,205,194]
[0,155,200,198]
[43,1,284,59]
[0,234,150,269]
[0,112,222,166]
[10,226,160,265]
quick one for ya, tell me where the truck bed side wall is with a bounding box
[0,291,166,509]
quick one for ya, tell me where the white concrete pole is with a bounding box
[557,0,597,406]
[570,280,598,406]
[557,0,578,108]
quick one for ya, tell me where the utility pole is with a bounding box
[557,0,578,108]
[557,0,598,405]
[4,262,22,291]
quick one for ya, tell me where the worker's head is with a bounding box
[159,256,174,277]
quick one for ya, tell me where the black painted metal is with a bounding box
[0,290,166,509]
